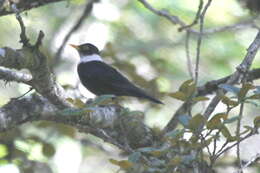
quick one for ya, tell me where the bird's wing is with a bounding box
[78,61,142,95]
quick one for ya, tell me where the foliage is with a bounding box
[0,0,260,173]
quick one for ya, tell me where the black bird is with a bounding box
[70,43,163,104]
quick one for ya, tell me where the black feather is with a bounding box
[78,61,163,104]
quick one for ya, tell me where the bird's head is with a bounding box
[70,43,100,57]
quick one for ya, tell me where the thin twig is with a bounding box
[236,153,260,173]
[54,0,99,66]
[179,0,204,31]
[138,0,258,35]
[34,30,45,48]
[194,0,212,85]
[236,102,244,172]
[185,31,194,79]
[11,3,30,47]
[214,131,256,161]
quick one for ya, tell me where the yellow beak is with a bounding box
[69,44,79,50]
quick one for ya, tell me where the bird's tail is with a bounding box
[130,87,163,104]
[141,94,164,104]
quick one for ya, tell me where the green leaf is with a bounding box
[178,115,191,127]
[207,113,227,130]
[221,95,239,107]
[188,114,206,131]
[42,143,55,157]
[179,79,196,98]
[221,126,237,142]
[66,98,86,108]
[219,84,240,94]
[169,91,187,101]
[192,96,209,102]
[241,125,254,135]
[238,83,255,101]
[0,144,8,158]
[109,159,133,169]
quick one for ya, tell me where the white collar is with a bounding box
[79,54,103,63]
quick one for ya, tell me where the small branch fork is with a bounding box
[11,3,30,47]
[138,0,259,35]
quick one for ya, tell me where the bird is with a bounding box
[70,43,163,104]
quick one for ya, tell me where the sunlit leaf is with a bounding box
[66,98,86,108]
[192,96,209,102]
[0,144,8,158]
[179,79,196,98]
[66,98,74,104]
[74,99,86,108]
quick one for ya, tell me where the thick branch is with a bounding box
[0,67,32,84]
[0,47,69,109]
[0,94,153,149]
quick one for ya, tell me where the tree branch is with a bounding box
[164,67,260,133]
[0,94,153,149]
[203,30,260,119]
[0,0,64,17]
[138,0,259,34]
[0,66,32,84]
